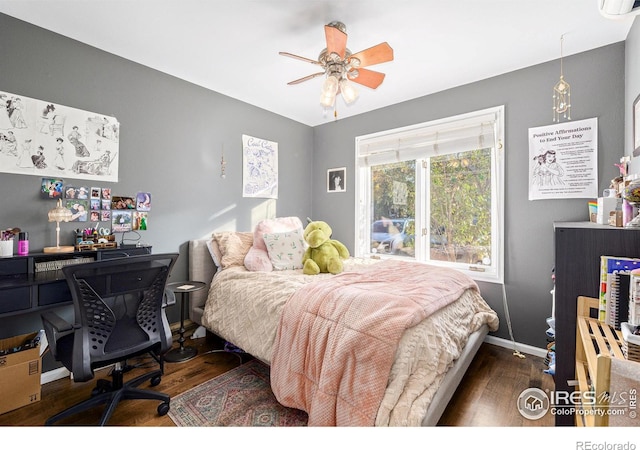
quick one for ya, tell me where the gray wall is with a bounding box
[311,43,627,349]
[0,12,632,353]
[626,19,640,174]
[0,14,314,338]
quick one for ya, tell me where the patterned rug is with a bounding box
[167,359,308,426]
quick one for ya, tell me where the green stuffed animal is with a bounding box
[302,220,350,275]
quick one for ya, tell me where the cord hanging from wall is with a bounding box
[552,34,571,122]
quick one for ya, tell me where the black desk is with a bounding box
[164,281,206,363]
[0,245,152,318]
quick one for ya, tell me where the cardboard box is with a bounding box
[0,332,42,415]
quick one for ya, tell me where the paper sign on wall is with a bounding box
[528,117,598,200]
[242,134,278,199]
[0,89,119,182]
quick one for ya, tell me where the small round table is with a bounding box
[164,281,206,363]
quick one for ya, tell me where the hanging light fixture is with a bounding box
[553,34,571,122]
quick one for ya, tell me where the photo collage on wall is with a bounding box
[40,177,150,233]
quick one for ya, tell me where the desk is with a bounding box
[164,281,206,363]
[0,245,152,318]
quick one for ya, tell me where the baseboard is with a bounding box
[41,367,70,385]
[483,335,548,359]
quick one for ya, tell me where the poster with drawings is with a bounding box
[528,117,598,200]
[242,134,278,199]
[0,89,119,181]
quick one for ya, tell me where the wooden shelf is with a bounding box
[575,296,625,426]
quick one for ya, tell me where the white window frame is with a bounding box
[354,106,505,284]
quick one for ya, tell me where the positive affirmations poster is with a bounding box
[528,117,598,200]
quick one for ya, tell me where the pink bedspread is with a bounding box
[270,260,479,426]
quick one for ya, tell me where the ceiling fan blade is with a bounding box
[279,52,321,65]
[325,24,347,59]
[349,42,394,67]
[348,68,386,89]
[287,72,326,85]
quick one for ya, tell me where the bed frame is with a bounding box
[187,238,489,426]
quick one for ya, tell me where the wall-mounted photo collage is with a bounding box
[40,178,150,232]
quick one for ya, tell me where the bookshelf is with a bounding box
[553,222,640,426]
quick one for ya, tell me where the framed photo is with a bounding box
[327,167,346,193]
[634,94,640,157]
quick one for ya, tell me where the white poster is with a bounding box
[242,134,278,199]
[0,90,119,182]
[528,117,598,200]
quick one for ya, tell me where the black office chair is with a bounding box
[41,253,179,426]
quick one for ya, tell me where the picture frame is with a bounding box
[634,93,640,157]
[327,167,346,193]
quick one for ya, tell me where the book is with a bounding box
[599,256,640,329]
[629,269,640,327]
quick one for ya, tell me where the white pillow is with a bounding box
[262,229,306,270]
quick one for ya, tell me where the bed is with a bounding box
[187,227,499,426]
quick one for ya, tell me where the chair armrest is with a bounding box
[41,311,77,361]
[41,311,74,333]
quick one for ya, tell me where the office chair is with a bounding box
[41,253,178,426]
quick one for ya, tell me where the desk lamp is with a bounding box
[44,199,74,253]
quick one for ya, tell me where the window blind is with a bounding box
[357,109,500,167]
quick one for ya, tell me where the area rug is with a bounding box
[168,359,308,426]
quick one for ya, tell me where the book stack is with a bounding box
[599,256,640,330]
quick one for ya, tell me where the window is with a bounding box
[355,106,504,283]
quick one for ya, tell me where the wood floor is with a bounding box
[0,335,555,427]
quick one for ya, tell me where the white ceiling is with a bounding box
[0,1,636,127]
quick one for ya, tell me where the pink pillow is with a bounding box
[244,217,303,272]
[252,217,303,252]
[244,247,273,272]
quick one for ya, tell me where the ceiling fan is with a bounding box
[279,21,394,109]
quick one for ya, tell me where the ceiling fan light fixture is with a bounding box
[281,21,393,116]
[347,69,360,80]
[339,78,358,104]
[320,75,339,107]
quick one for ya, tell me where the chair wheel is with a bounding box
[157,401,170,416]
[150,375,161,387]
[92,379,112,395]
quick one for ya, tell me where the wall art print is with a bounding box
[0,89,119,181]
[242,134,278,199]
[528,117,598,200]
